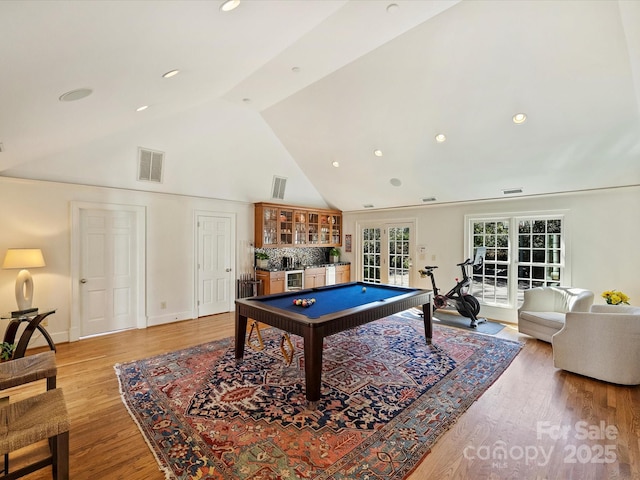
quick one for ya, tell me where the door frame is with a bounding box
[70,201,147,341]
[194,210,236,317]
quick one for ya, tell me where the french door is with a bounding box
[361,222,415,286]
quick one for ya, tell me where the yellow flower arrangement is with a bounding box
[601,290,630,305]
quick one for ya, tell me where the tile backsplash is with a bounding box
[255,247,332,269]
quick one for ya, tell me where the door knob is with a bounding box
[226,268,232,272]
[80,278,87,283]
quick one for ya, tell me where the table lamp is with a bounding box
[2,248,46,314]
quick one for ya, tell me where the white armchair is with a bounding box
[518,286,594,342]
[552,305,640,385]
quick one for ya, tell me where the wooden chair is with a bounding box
[0,352,69,479]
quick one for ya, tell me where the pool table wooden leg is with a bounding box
[303,329,324,404]
[423,301,433,344]
[235,312,248,360]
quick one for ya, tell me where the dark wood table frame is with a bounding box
[235,285,432,404]
[2,309,56,359]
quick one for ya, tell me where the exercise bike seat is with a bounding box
[424,265,438,270]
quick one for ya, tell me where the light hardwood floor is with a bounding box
[5,313,639,479]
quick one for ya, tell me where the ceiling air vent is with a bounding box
[271,176,287,200]
[138,148,164,183]
[502,187,523,195]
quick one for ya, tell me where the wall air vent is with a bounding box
[271,176,287,200]
[422,197,437,203]
[363,204,374,209]
[138,148,164,183]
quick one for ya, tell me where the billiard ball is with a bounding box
[362,287,367,293]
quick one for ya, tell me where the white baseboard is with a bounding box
[147,311,194,327]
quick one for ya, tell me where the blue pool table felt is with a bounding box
[256,283,416,319]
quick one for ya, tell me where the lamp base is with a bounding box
[11,307,39,317]
[15,268,34,312]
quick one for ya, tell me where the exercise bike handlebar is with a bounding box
[421,258,472,272]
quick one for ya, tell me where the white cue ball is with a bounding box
[362,286,367,292]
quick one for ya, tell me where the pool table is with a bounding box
[235,281,432,404]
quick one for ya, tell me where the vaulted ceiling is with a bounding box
[1,0,639,212]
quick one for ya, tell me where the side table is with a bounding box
[1,309,56,359]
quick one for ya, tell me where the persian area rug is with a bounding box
[115,314,522,479]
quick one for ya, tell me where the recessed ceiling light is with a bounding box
[136,105,149,112]
[162,69,180,78]
[220,0,240,12]
[502,187,523,195]
[332,161,340,168]
[512,113,527,124]
[386,3,399,13]
[435,133,446,143]
[390,178,402,187]
[373,149,383,157]
[59,88,93,102]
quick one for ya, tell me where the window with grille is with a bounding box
[468,214,565,307]
[515,218,563,303]
[471,219,510,305]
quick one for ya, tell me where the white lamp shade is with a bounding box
[3,248,46,269]
[3,248,45,312]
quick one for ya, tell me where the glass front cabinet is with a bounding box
[330,214,341,245]
[294,210,307,245]
[255,203,342,248]
[259,205,278,246]
[278,208,293,245]
[307,213,320,245]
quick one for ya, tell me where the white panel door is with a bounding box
[80,209,137,336]
[198,215,232,316]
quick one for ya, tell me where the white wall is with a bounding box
[2,176,637,343]
[341,186,640,323]
[0,177,254,347]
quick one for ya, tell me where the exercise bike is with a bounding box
[419,258,484,328]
